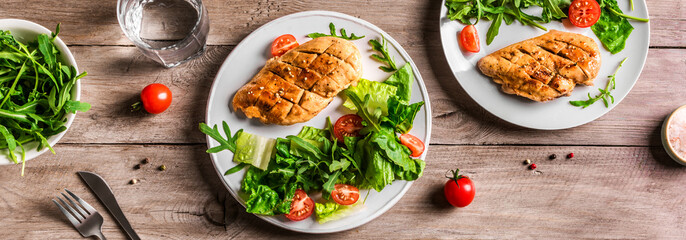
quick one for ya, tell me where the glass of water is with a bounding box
[117,0,209,68]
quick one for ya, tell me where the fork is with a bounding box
[53,189,107,240]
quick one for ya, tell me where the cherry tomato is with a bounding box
[271,34,299,57]
[459,25,480,53]
[568,0,601,28]
[333,114,364,143]
[331,184,360,205]
[284,189,314,221]
[444,168,475,208]
[140,83,172,114]
[399,133,425,158]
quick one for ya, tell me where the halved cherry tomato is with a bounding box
[399,133,425,158]
[284,189,314,221]
[568,0,601,28]
[271,34,299,57]
[331,184,360,205]
[140,83,172,114]
[333,114,364,143]
[459,25,480,53]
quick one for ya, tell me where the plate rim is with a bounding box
[438,0,650,130]
[204,10,432,233]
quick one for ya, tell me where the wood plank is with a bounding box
[0,144,684,239]
[0,0,682,47]
[60,46,685,146]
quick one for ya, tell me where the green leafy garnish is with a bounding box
[0,24,90,171]
[307,22,365,40]
[343,78,398,116]
[570,57,627,108]
[199,121,242,153]
[445,0,648,53]
[345,91,425,191]
[369,37,397,72]
[445,0,571,45]
[591,0,647,54]
[383,63,414,103]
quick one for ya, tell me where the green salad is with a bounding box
[201,33,426,223]
[0,24,90,174]
[445,0,648,53]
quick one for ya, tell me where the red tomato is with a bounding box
[568,0,601,28]
[331,184,360,205]
[459,25,480,53]
[333,114,364,143]
[399,134,425,158]
[284,189,314,221]
[271,34,299,57]
[444,168,475,208]
[140,83,172,114]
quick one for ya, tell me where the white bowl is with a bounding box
[662,105,686,166]
[0,19,81,165]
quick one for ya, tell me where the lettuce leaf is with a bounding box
[315,201,362,224]
[296,126,331,152]
[383,63,414,103]
[233,131,276,170]
[591,0,634,54]
[343,78,397,115]
[382,97,425,134]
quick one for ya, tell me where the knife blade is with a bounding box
[78,171,141,240]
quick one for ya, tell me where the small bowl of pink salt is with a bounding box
[662,105,686,166]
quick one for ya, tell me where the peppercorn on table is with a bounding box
[0,0,685,239]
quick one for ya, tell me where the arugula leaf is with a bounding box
[63,100,92,113]
[224,162,248,175]
[307,22,365,40]
[570,57,627,108]
[199,121,242,153]
[369,37,398,72]
[0,125,17,163]
[486,13,503,45]
[37,34,56,70]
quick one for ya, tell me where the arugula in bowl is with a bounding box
[0,24,90,174]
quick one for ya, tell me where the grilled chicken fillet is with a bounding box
[232,37,362,125]
[477,30,601,102]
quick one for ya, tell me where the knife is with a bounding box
[78,171,141,240]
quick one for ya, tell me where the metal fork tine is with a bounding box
[61,192,89,217]
[57,197,84,222]
[65,188,97,213]
[53,199,80,226]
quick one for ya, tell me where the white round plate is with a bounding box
[439,1,649,130]
[0,19,80,165]
[205,11,432,233]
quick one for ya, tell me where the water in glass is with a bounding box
[117,0,209,68]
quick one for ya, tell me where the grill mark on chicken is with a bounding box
[536,44,576,64]
[477,30,600,102]
[516,47,563,85]
[553,40,595,80]
[532,44,591,82]
[298,50,348,67]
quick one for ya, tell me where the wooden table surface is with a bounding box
[1,0,685,239]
